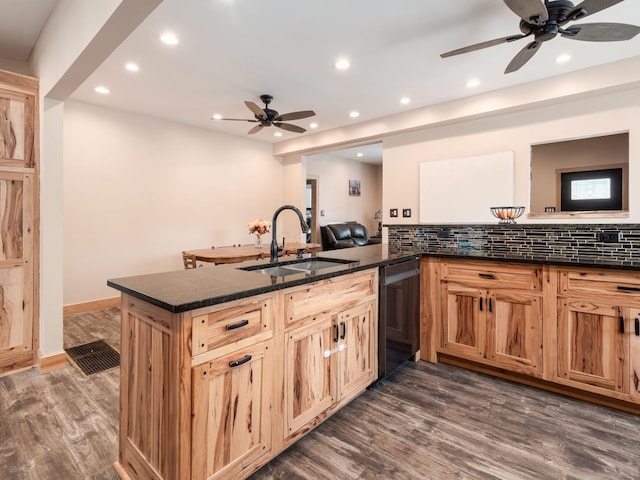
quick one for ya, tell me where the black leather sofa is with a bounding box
[320,222,382,250]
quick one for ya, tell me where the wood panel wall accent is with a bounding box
[0,70,38,377]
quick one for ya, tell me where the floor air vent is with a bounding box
[64,339,120,376]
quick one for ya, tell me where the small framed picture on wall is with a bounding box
[349,179,361,196]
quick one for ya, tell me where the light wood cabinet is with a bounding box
[116,268,378,480]
[0,69,38,375]
[284,314,336,437]
[439,260,543,377]
[191,341,272,480]
[557,299,626,393]
[557,268,640,403]
[283,271,378,441]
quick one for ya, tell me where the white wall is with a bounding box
[63,100,281,305]
[383,87,640,225]
[305,153,382,234]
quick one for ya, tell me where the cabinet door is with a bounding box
[337,302,376,403]
[284,316,337,437]
[440,284,485,359]
[557,300,627,393]
[191,342,272,480]
[0,87,36,168]
[0,171,34,374]
[629,308,640,400]
[487,291,543,375]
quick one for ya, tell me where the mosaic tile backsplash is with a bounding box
[388,224,640,268]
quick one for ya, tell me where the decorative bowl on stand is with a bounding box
[490,206,524,224]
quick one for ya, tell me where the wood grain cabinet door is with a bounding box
[440,284,485,360]
[0,171,34,373]
[0,87,36,168]
[284,315,337,438]
[629,308,640,400]
[487,291,543,376]
[557,300,627,393]
[337,302,376,403]
[191,341,272,480]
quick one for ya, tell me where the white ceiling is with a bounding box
[3,0,640,160]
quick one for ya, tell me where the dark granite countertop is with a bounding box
[107,244,420,313]
[108,243,640,314]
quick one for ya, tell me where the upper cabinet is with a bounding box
[0,71,37,169]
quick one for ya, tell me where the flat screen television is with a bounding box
[560,167,623,211]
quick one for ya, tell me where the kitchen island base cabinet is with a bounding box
[283,271,378,443]
[191,342,273,480]
[115,268,378,480]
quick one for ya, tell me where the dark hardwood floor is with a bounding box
[1,308,639,479]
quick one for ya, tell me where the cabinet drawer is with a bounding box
[192,296,273,355]
[284,270,376,327]
[441,261,541,291]
[559,269,640,301]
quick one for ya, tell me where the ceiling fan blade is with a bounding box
[440,34,527,58]
[244,101,266,119]
[505,41,542,73]
[275,122,306,134]
[216,117,259,122]
[503,0,548,25]
[275,110,316,121]
[568,0,624,21]
[562,22,640,41]
[247,124,264,135]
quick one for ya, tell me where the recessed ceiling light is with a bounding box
[125,62,139,72]
[349,111,360,118]
[465,78,481,89]
[356,152,364,158]
[334,58,351,70]
[556,54,571,64]
[211,114,222,120]
[274,131,283,137]
[400,97,411,105]
[309,122,318,129]
[160,32,179,45]
[94,86,110,95]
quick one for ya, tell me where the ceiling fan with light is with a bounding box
[440,0,640,73]
[214,94,316,134]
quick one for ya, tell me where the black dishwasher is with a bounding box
[378,258,420,378]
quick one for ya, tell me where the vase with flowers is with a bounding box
[248,219,271,248]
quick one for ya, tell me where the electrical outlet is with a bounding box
[320,210,325,217]
[402,209,411,218]
[390,208,398,218]
[599,231,620,243]
[437,228,452,239]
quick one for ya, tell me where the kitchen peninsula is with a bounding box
[107,245,417,480]
[108,239,640,480]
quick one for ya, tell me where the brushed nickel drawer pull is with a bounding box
[226,319,250,330]
[229,355,252,368]
[617,286,640,293]
[479,273,496,280]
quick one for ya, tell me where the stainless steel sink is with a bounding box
[240,257,357,277]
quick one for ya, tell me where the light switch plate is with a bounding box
[403,209,412,218]
[390,208,398,218]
